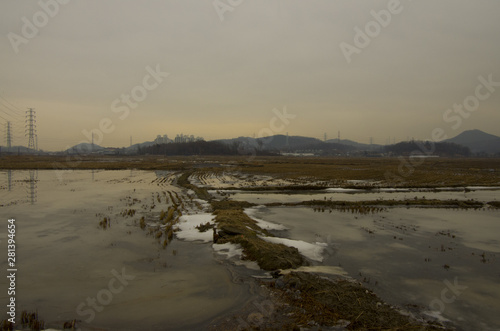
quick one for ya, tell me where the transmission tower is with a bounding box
[25,108,37,151]
[6,121,12,149]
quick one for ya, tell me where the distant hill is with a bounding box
[137,140,265,156]
[216,135,323,151]
[64,143,105,154]
[445,130,500,154]
[384,141,470,156]
[125,141,156,154]
[216,135,357,155]
[257,135,323,150]
[326,138,382,151]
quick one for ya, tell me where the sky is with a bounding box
[1,0,499,151]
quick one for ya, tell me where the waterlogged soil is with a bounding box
[2,167,499,330]
[0,170,255,330]
[227,187,500,205]
[247,205,500,330]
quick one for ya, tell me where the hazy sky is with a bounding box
[1,0,499,151]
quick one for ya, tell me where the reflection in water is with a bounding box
[28,169,38,204]
[251,206,500,330]
[1,170,254,330]
[7,169,12,191]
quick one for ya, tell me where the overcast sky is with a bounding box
[1,0,499,151]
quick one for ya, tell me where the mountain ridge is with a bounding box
[445,129,500,154]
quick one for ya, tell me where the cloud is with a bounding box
[1,0,499,150]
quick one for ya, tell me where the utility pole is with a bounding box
[25,108,37,151]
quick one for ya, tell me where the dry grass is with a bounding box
[265,272,448,330]
[233,157,500,187]
[212,201,305,271]
[3,155,499,187]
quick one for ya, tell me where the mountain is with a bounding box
[326,138,382,150]
[218,135,339,151]
[384,141,470,156]
[256,135,323,150]
[125,141,156,153]
[64,143,105,154]
[445,129,500,154]
[215,135,357,155]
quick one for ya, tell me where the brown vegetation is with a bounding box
[3,155,499,188]
[212,201,305,270]
[263,272,447,330]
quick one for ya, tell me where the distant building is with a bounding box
[154,134,171,144]
[174,133,203,143]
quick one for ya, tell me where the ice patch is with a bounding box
[466,186,500,191]
[213,242,261,270]
[176,214,214,242]
[259,236,327,262]
[213,242,243,259]
[244,208,288,231]
[423,310,451,323]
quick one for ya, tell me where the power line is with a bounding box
[0,108,23,122]
[0,95,24,114]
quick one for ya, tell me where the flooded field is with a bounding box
[0,170,257,330]
[246,205,500,330]
[1,167,499,330]
[225,187,500,204]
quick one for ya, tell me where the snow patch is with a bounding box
[213,243,261,270]
[213,242,243,259]
[176,214,214,242]
[423,310,451,323]
[244,208,288,231]
[466,186,500,190]
[259,236,327,262]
